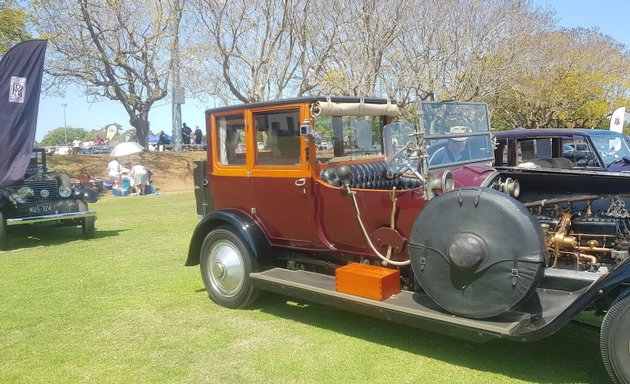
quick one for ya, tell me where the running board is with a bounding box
[250,268,540,338]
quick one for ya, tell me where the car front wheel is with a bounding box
[199,227,258,308]
[601,291,630,384]
[0,211,8,250]
[77,201,95,238]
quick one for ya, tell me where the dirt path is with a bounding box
[47,151,207,193]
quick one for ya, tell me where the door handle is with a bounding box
[295,178,307,195]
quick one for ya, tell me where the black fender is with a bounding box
[186,209,271,267]
[511,257,630,341]
[74,185,99,203]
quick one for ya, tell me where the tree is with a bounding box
[490,27,630,129]
[33,0,184,147]
[0,1,30,55]
[40,127,88,146]
[318,0,412,97]
[381,0,555,106]
[188,0,342,103]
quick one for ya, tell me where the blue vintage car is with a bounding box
[494,128,630,172]
[0,148,98,249]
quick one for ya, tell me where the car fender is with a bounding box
[512,258,630,341]
[186,209,271,267]
[73,185,98,204]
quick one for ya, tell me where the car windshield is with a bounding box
[420,102,494,168]
[589,132,630,166]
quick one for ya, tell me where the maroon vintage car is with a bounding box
[188,97,630,384]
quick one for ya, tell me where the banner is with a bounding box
[610,107,626,134]
[0,40,47,187]
[106,124,118,140]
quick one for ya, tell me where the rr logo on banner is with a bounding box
[9,76,26,103]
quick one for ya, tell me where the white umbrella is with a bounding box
[110,142,144,157]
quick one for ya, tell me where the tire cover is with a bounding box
[409,187,547,318]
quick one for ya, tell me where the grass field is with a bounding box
[0,191,612,383]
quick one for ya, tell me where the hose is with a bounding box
[347,187,411,267]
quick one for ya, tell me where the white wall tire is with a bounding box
[199,227,258,308]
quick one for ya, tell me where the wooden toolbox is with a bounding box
[335,263,400,301]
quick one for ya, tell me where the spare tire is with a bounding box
[409,187,547,319]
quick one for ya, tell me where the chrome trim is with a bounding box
[6,210,97,226]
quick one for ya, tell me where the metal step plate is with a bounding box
[251,268,539,337]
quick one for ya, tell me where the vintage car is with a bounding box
[494,128,630,172]
[188,97,630,384]
[0,147,98,249]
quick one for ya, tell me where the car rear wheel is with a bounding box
[601,291,630,384]
[200,227,258,308]
[78,201,95,239]
[0,211,8,250]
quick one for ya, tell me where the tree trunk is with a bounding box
[130,113,150,149]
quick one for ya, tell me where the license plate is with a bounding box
[28,205,53,214]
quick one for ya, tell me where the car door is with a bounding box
[248,105,316,247]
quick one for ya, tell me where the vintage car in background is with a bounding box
[0,147,98,250]
[494,128,630,172]
[188,97,630,384]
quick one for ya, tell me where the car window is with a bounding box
[314,115,383,163]
[216,113,246,166]
[562,137,595,166]
[254,109,301,166]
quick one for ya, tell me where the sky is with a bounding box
[34,0,630,142]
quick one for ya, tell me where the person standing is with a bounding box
[182,123,192,147]
[194,125,203,150]
[131,163,149,195]
[72,137,81,154]
[157,130,168,151]
[107,158,122,188]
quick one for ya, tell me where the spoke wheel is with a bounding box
[601,291,630,384]
[200,227,258,308]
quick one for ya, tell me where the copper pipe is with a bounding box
[552,250,599,269]
[575,246,613,253]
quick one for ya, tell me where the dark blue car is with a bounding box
[494,128,630,172]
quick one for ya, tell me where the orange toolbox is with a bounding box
[335,263,400,301]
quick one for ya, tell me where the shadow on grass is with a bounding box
[243,291,608,384]
[5,225,127,250]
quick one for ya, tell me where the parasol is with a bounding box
[110,142,144,157]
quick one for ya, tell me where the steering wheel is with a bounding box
[385,143,414,178]
[575,155,594,167]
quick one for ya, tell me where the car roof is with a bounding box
[494,128,623,139]
[205,96,393,115]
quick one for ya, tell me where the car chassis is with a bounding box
[188,97,630,383]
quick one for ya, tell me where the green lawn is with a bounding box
[0,192,611,383]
